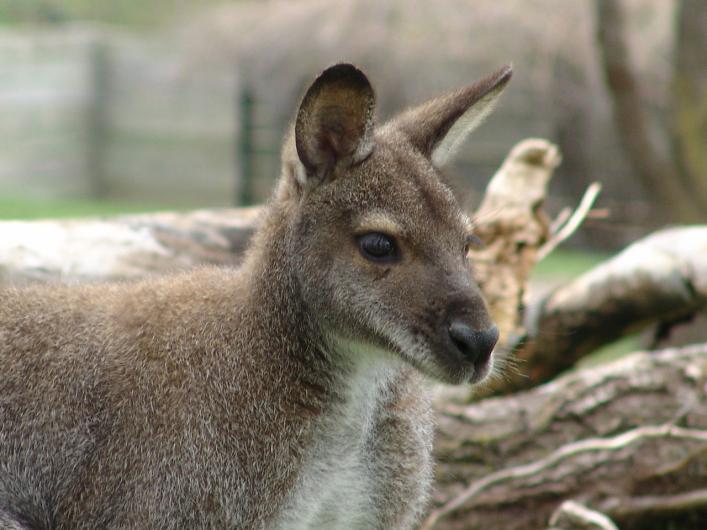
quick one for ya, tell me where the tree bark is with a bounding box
[503,225,707,392]
[595,0,704,222]
[423,342,707,530]
[468,139,559,347]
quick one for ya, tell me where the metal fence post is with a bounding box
[86,36,110,199]
[237,85,255,206]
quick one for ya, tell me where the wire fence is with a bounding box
[0,26,660,247]
[0,27,251,207]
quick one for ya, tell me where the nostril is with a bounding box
[450,334,472,358]
[448,321,499,365]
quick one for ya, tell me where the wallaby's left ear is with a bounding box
[384,65,512,167]
[295,63,375,184]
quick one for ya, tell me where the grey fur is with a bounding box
[0,63,510,529]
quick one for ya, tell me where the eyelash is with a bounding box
[465,234,483,253]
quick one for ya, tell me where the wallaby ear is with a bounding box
[294,63,375,184]
[384,65,512,167]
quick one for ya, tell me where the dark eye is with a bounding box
[357,233,398,263]
[464,234,483,255]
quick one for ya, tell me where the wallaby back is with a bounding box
[0,63,510,529]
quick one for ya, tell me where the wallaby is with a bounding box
[0,63,510,529]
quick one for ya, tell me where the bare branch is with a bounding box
[537,182,602,261]
[600,488,707,519]
[548,501,619,530]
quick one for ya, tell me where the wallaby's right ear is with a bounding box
[384,65,512,167]
[294,63,375,186]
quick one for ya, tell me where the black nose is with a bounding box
[448,321,499,366]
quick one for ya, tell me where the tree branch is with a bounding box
[507,225,707,390]
[599,488,707,519]
[537,182,602,261]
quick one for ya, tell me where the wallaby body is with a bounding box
[0,63,510,529]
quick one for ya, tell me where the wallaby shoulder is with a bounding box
[0,267,328,528]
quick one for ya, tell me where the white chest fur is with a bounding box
[272,344,400,530]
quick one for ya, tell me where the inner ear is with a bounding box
[382,65,512,167]
[295,64,375,182]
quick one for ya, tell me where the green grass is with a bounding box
[577,334,643,368]
[532,248,610,282]
[0,0,230,28]
[533,248,644,366]
[0,195,177,220]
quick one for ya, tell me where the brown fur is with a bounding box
[0,63,510,529]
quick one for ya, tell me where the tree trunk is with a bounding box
[595,0,704,222]
[423,342,707,530]
[673,0,707,206]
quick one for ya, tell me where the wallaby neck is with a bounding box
[239,201,327,365]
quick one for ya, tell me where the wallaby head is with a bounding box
[268,63,510,385]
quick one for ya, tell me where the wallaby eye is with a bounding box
[357,233,398,263]
[464,234,483,255]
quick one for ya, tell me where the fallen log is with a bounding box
[424,342,707,530]
[0,207,260,286]
[509,224,707,392]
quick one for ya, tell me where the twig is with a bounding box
[537,182,602,261]
[548,207,572,236]
[548,500,619,530]
[420,423,707,530]
[600,488,707,518]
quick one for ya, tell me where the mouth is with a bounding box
[438,345,493,384]
[349,323,497,385]
[412,325,498,385]
[394,337,494,386]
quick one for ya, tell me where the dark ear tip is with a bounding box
[493,64,513,87]
[314,63,372,91]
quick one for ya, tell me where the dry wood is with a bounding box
[548,501,619,530]
[0,207,260,286]
[537,182,602,261]
[509,225,707,391]
[468,139,558,348]
[425,342,707,530]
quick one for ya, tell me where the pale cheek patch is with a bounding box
[459,213,474,234]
